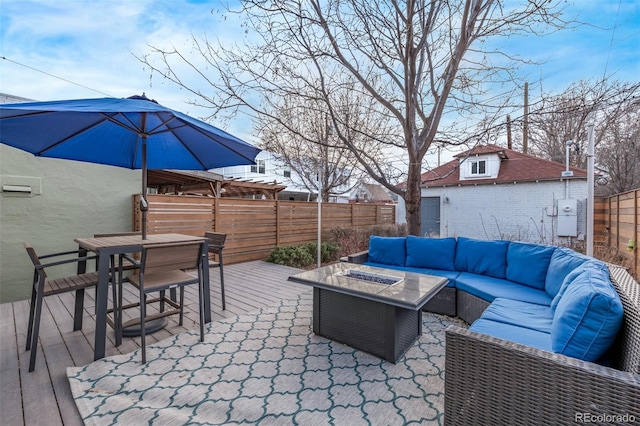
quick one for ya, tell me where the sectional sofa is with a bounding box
[348,235,640,423]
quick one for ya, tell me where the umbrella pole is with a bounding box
[141,135,148,240]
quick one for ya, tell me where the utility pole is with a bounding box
[587,118,595,257]
[523,82,529,154]
[506,114,512,149]
[317,158,322,267]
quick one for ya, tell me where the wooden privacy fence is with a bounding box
[594,188,640,278]
[134,194,396,264]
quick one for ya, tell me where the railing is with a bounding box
[134,195,396,264]
[595,188,640,278]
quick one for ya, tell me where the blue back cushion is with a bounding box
[545,247,598,298]
[405,236,457,270]
[368,236,406,266]
[506,242,555,290]
[454,237,509,279]
[551,267,624,361]
[550,261,605,313]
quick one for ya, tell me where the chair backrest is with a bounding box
[205,232,226,255]
[139,241,205,275]
[205,232,226,247]
[23,242,45,277]
[94,231,142,238]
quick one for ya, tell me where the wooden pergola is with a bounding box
[147,170,286,199]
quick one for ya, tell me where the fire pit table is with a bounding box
[289,263,448,363]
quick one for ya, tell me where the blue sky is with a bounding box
[1,0,639,151]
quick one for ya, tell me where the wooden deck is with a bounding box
[0,261,308,426]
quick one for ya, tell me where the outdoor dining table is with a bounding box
[74,233,210,361]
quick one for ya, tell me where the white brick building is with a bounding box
[397,145,590,246]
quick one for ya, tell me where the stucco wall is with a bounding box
[0,145,141,302]
[397,179,588,244]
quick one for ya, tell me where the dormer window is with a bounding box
[469,158,487,177]
[251,159,266,174]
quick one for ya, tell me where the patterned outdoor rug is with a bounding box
[68,291,465,425]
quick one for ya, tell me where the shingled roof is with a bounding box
[418,144,588,188]
[361,183,394,202]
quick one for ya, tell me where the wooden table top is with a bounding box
[75,233,206,252]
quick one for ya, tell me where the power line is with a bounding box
[1,56,114,98]
[601,0,623,82]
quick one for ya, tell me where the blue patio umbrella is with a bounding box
[0,94,261,238]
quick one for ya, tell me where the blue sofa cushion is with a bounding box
[550,261,606,313]
[506,242,555,290]
[469,318,552,352]
[545,247,603,298]
[405,236,457,271]
[364,262,459,287]
[454,237,509,279]
[456,272,552,305]
[368,236,406,266]
[480,298,553,333]
[551,267,624,361]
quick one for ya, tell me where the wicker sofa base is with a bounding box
[422,286,457,317]
[313,287,422,363]
[445,326,640,425]
[456,290,491,324]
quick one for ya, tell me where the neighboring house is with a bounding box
[350,182,395,205]
[0,93,141,303]
[396,144,589,245]
[212,150,352,202]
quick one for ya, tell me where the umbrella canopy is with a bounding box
[0,94,261,238]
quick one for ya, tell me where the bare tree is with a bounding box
[526,80,640,193]
[596,98,640,195]
[139,0,567,235]
[527,80,640,168]
[257,82,390,201]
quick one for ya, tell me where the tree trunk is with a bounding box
[404,162,422,236]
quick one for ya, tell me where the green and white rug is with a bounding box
[68,291,465,425]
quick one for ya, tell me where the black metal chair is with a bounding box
[204,232,227,310]
[116,240,207,363]
[23,242,100,372]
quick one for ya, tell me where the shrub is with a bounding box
[266,241,340,268]
[266,245,314,268]
[266,224,406,268]
[305,241,340,263]
[325,224,407,258]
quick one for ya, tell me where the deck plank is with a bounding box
[13,298,64,426]
[0,302,24,426]
[40,295,85,426]
[0,261,307,425]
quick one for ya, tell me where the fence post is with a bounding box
[276,199,280,247]
[616,194,621,252]
[634,189,639,275]
[351,203,355,227]
[214,197,219,232]
[608,196,614,247]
